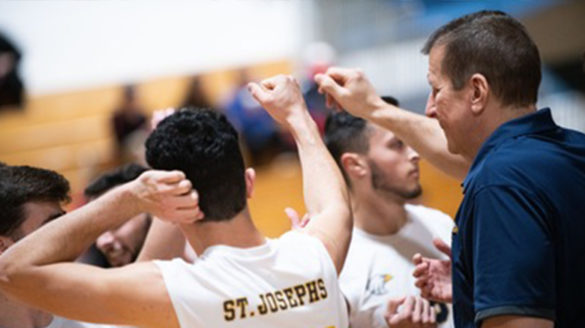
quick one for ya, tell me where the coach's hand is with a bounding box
[248,74,309,128]
[412,238,453,303]
[130,170,204,224]
[385,296,437,328]
[314,67,387,118]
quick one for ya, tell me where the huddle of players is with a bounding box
[0,80,448,328]
[0,94,446,328]
[3,9,584,328]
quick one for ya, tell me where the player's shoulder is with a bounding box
[278,230,339,272]
[405,204,454,231]
[153,257,194,277]
[277,230,330,256]
[406,204,452,221]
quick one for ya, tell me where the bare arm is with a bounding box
[249,75,352,274]
[369,103,469,180]
[0,170,200,327]
[315,67,469,180]
[291,106,352,273]
[2,261,177,328]
[136,217,192,262]
[482,316,553,328]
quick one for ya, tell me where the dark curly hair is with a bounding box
[145,108,246,222]
[0,165,70,237]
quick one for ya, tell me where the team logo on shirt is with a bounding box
[365,274,393,295]
[431,301,449,324]
[223,278,328,321]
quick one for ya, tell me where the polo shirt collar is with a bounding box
[462,108,558,193]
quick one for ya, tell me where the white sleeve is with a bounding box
[154,259,205,328]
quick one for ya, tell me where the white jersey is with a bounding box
[340,204,454,328]
[155,230,348,328]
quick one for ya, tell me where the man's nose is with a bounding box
[96,231,115,249]
[408,147,420,163]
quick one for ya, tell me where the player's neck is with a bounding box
[182,207,265,255]
[352,190,407,236]
[0,295,53,328]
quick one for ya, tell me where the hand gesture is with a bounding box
[247,74,309,127]
[385,296,437,328]
[130,170,204,224]
[412,238,452,303]
[314,67,386,118]
[284,207,311,230]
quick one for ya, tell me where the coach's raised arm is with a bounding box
[315,67,469,180]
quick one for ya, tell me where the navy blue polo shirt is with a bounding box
[452,108,585,328]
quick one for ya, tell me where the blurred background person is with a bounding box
[300,41,337,133]
[223,68,284,165]
[110,85,148,164]
[0,32,24,110]
[179,75,213,109]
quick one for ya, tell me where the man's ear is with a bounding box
[245,168,256,199]
[0,236,14,254]
[340,153,367,180]
[469,73,489,115]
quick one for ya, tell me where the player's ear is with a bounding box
[245,168,255,199]
[341,153,367,180]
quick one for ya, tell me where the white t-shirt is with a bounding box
[155,230,348,328]
[340,204,454,328]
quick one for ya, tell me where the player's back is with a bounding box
[155,230,348,328]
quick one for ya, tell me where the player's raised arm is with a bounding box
[249,75,352,274]
[0,170,201,328]
[315,67,469,180]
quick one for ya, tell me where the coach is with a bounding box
[314,10,585,328]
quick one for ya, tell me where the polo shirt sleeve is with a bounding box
[471,185,555,324]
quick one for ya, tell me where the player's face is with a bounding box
[96,213,149,267]
[366,124,421,200]
[425,45,472,155]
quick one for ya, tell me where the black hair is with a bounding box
[324,112,370,185]
[422,10,541,108]
[145,108,246,222]
[0,165,70,237]
[84,163,148,199]
[324,97,399,184]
